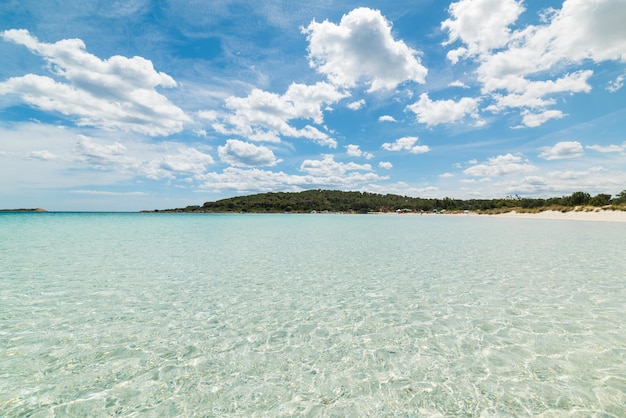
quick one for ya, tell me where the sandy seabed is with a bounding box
[489,209,626,222]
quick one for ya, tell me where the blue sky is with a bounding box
[1,0,625,211]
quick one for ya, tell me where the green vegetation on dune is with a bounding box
[153,189,626,214]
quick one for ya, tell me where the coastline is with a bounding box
[0,208,47,212]
[486,209,626,223]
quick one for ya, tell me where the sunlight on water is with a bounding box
[1,213,625,416]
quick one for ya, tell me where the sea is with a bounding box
[1,212,625,417]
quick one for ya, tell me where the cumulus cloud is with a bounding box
[504,176,551,194]
[607,74,625,92]
[378,115,397,122]
[75,135,128,169]
[586,142,626,153]
[442,0,525,62]
[28,150,58,161]
[539,141,584,160]
[549,169,589,180]
[0,29,189,136]
[197,161,386,193]
[365,182,438,198]
[197,167,305,192]
[218,139,280,167]
[218,81,346,147]
[300,154,372,176]
[345,144,374,159]
[407,93,482,127]
[197,110,218,120]
[503,167,626,196]
[378,161,393,169]
[448,80,469,88]
[464,153,537,177]
[519,109,565,128]
[381,136,430,154]
[488,70,592,112]
[302,7,427,92]
[540,0,626,64]
[475,1,626,81]
[347,99,366,110]
[157,148,215,175]
[442,0,626,127]
[73,135,214,180]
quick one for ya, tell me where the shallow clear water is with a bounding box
[1,213,625,416]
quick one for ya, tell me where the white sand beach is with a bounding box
[489,209,626,222]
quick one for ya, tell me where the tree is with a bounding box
[589,194,611,207]
[564,191,591,206]
[613,190,626,205]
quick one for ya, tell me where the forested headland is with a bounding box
[0,208,47,212]
[150,189,626,214]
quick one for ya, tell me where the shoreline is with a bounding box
[5,208,625,222]
[486,209,626,222]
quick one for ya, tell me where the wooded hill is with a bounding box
[154,189,626,214]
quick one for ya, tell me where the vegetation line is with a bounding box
[149,190,626,214]
[0,208,47,212]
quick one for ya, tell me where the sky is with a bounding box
[1,0,625,211]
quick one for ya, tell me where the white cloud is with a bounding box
[364,182,438,198]
[197,162,386,193]
[198,168,309,193]
[407,93,482,127]
[218,81,346,147]
[347,99,366,110]
[345,144,360,156]
[0,124,214,187]
[157,148,215,175]
[218,139,280,167]
[302,7,427,92]
[539,141,584,160]
[73,135,214,180]
[378,161,393,169]
[505,176,551,194]
[442,0,525,63]
[475,1,626,81]
[504,167,626,197]
[381,136,430,154]
[519,109,565,128]
[439,172,454,178]
[197,110,218,120]
[464,153,537,177]
[194,129,208,138]
[586,143,626,153]
[28,150,58,161]
[448,80,468,88]
[488,70,592,112]
[70,190,147,196]
[300,154,372,176]
[542,0,626,64]
[0,124,117,192]
[549,170,588,180]
[378,115,397,122]
[74,135,128,169]
[345,144,373,159]
[0,29,189,136]
[442,0,626,127]
[607,74,625,92]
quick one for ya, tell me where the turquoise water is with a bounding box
[1,213,625,417]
